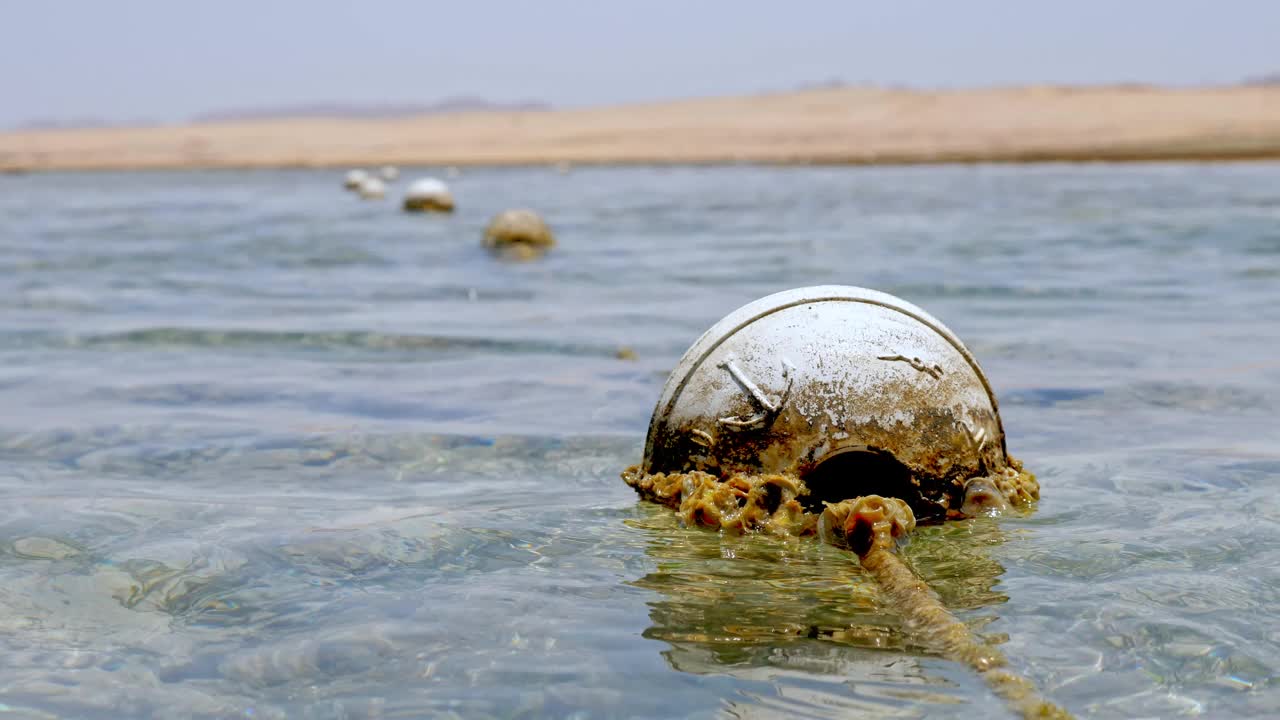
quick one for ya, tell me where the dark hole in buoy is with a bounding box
[801,448,917,513]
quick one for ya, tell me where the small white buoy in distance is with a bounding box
[357,176,386,199]
[402,177,455,213]
[343,169,368,190]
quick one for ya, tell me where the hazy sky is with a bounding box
[2,0,1276,127]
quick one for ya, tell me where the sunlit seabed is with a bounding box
[1,164,1278,718]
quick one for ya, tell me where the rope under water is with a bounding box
[822,496,1072,720]
[623,467,1074,720]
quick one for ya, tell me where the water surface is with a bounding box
[1,164,1278,718]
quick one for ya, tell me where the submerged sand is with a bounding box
[3,85,1280,171]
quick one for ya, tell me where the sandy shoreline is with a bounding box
[4,85,1280,171]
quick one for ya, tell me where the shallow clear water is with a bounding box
[1,164,1278,719]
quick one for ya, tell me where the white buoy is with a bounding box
[446,166,462,179]
[402,177,455,213]
[343,169,368,190]
[357,176,386,199]
[380,165,399,181]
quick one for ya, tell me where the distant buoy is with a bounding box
[555,160,572,175]
[357,176,386,199]
[380,165,399,181]
[402,178,455,213]
[343,169,368,190]
[446,166,462,179]
[483,209,555,256]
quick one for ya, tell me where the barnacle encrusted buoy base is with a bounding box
[623,286,1070,719]
[621,465,1065,718]
[621,464,1038,541]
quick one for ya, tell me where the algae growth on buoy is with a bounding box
[402,178,455,213]
[622,285,1070,720]
[482,209,555,258]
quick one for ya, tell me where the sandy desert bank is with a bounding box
[3,85,1280,171]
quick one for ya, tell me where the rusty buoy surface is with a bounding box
[642,285,1009,520]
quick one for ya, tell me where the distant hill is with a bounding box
[16,116,121,131]
[190,96,551,123]
[1244,72,1280,86]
